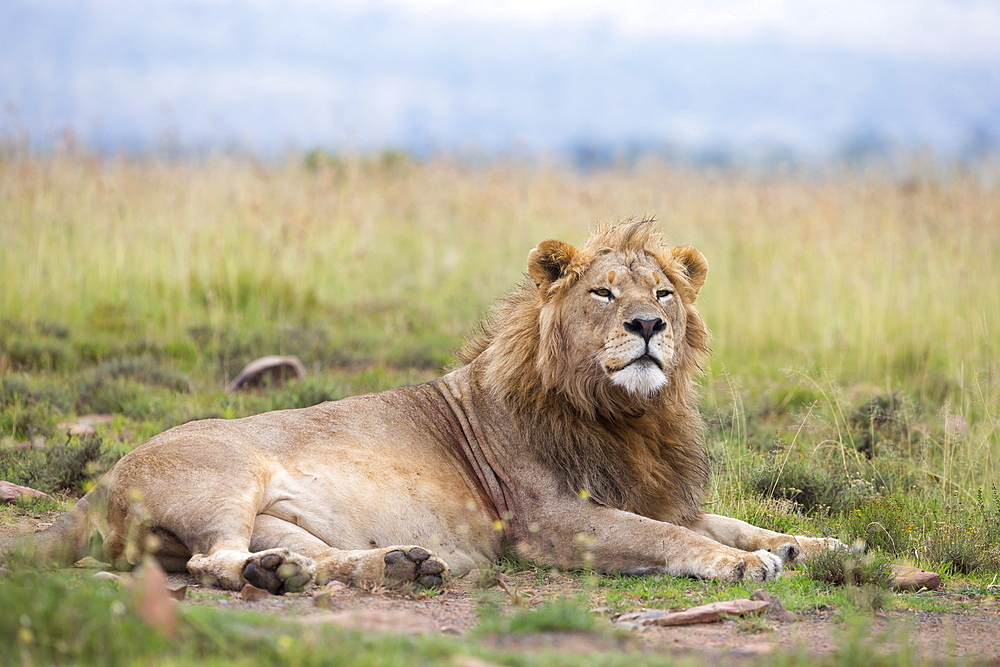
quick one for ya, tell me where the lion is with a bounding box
[3,219,841,593]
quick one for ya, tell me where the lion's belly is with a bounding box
[259,449,499,574]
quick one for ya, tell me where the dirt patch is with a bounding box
[0,505,63,541]
[88,567,994,663]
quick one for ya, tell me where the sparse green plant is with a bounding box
[803,548,893,589]
[2,337,77,372]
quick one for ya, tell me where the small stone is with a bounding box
[240,583,273,601]
[166,584,188,600]
[750,589,797,622]
[312,581,348,609]
[589,606,613,615]
[614,599,769,628]
[92,571,124,584]
[891,565,941,592]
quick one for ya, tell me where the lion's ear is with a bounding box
[528,240,578,288]
[671,245,708,296]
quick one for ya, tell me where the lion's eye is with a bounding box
[590,288,614,300]
[656,289,674,299]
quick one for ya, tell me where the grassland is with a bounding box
[1,149,999,664]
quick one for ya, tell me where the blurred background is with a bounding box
[2,0,999,164]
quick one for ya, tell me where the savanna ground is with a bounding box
[1,148,999,665]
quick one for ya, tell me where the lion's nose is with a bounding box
[624,317,665,343]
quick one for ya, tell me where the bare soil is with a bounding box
[4,508,1000,664]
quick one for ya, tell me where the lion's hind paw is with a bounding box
[383,546,448,588]
[242,548,316,594]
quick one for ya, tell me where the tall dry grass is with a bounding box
[1,151,998,486]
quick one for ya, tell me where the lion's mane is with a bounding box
[461,219,711,523]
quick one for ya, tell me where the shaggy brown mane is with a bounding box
[463,219,712,522]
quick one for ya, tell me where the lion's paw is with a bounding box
[382,546,449,588]
[242,548,316,594]
[728,549,783,583]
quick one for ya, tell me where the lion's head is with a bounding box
[461,219,710,516]
[463,219,709,419]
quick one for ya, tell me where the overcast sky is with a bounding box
[2,0,998,159]
[348,0,1000,61]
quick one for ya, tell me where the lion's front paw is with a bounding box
[704,548,783,583]
[734,549,783,583]
[242,548,316,594]
[383,546,449,588]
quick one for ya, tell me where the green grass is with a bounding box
[1,152,998,664]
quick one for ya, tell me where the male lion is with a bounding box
[4,220,840,593]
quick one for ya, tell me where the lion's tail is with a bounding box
[1,490,103,567]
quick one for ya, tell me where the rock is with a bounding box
[240,583,274,601]
[312,580,350,608]
[225,355,306,393]
[891,565,941,592]
[167,584,188,600]
[74,556,113,570]
[750,589,797,622]
[92,571,125,584]
[614,599,769,628]
[0,480,53,504]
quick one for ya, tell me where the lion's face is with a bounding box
[572,251,684,397]
[525,226,708,404]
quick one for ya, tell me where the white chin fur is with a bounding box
[610,362,668,397]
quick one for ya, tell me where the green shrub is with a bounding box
[748,459,880,514]
[3,337,77,372]
[921,487,1000,574]
[804,548,893,589]
[0,436,105,493]
[83,356,190,393]
[75,379,164,420]
[848,392,916,458]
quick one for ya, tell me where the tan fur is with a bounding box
[2,219,841,592]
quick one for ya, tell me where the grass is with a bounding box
[1,150,999,664]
